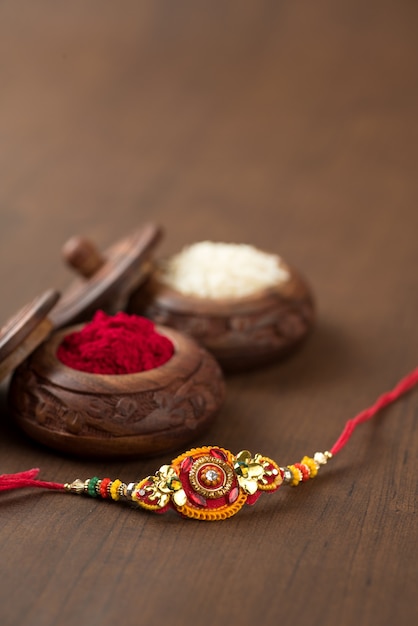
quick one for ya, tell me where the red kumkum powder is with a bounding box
[57,311,174,375]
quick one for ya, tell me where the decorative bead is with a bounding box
[126,483,136,498]
[281,467,293,485]
[288,465,302,487]
[99,478,111,499]
[110,479,122,501]
[294,463,310,482]
[314,452,330,466]
[87,477,100,498]
[64,479,85,494]
[301,456,318,478]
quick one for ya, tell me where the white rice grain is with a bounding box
[160,241,289,298]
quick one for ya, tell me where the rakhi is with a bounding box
[1,368,417,521]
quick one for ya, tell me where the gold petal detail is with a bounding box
[238,476,258,495]
[236,450,252,464]
[158,493,170,507]
[247,464,265,479]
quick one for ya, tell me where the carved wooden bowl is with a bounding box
[128,265,315,371]
[9,325,225,458]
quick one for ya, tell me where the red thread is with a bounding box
[330,367,418,455]
[57,310,174,375]
[0,469,64,492]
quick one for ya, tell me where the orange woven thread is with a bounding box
[176,490,247,521]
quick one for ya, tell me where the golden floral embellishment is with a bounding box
[233,450,266,495]
[147,465,187,507]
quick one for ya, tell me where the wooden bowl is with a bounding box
[8,325,225,458]
[128,264,315,371]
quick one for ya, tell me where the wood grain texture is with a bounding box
[0,1,417,626]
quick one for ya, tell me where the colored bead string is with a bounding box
[62,476,136,501]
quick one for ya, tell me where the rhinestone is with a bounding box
[205,469,219,483]
[138,489,146,497]
[181,456,194,472]
[188,491,207,508]
[210,448,227,462]
[228,486,239,504]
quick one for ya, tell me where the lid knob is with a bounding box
[63,236,105,278]
[50,224,163,329]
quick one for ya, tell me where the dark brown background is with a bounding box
[0,2,417,625]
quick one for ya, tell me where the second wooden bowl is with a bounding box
[128,265,315,371]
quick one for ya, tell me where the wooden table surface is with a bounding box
[0,2,417,625]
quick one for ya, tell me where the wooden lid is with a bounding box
[50,223,162,329]
[0,289,60,381]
